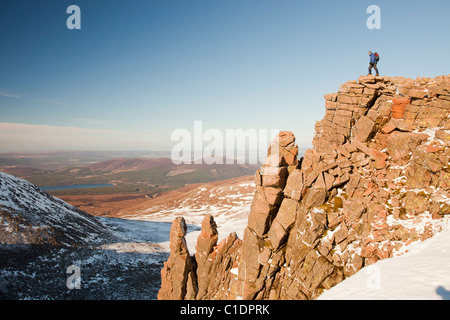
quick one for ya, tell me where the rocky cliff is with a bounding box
[157,75,450,300]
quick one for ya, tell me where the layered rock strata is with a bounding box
[158,75,450,300]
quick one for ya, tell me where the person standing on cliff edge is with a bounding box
[368,51,380,76]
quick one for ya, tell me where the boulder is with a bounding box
[436,129,450,145]
[263,186,284,206]
[333,222,349,244]
[334,115,352,128]
[355,116,376,142]
[266,131,299,166]
[414,148,446,173]
[368,148,387,169]
[303,187,327,209]
[402,191,430,216]
[343,198,366,221]
[405,162,432,189]
[267,220,289,250]
[391,96,410,119]
[241,227,262,271]
[408,88,427,99]
[386,131,429,163]
[260,165,288,188]
[381,122,396,134]
[272,198,298,231]
[283,169,304,200]
[415,103,449,128]
[247,187,278,236]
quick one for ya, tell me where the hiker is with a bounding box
[368,51,379,76]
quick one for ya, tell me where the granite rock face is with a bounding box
[158,75,450,300]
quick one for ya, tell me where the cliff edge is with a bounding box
[158,74,450,300]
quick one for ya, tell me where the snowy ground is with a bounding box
[319,215,450,300]
[0,216,169,300]
[118,181,255,254]
[0,173,253,300]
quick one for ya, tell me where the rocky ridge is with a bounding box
[157,74,450,300]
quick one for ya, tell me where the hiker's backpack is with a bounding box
[374,52,380,62]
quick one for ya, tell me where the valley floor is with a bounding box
[0,217,171,300]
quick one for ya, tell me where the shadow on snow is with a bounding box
[0,217,200,300]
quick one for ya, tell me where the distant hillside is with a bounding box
[0,150,171,172]
[0,171,115,247]
[17,157,261,196]
[86,158,175,172]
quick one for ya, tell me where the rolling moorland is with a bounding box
[0,154,261,198]
[0,151,170,171]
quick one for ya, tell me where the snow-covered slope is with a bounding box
[0,171,171,299]
[117,176,255,253]
[0,171,114,247]
[319,215,450,300]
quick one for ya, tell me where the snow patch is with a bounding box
[319,216,450,300]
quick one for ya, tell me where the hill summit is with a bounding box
[158,74,450,300]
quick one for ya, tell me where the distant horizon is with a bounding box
[0,149,172,155]
[0,146,311,159]
[0,146,312,157]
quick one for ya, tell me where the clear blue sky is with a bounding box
[1,0,449,152]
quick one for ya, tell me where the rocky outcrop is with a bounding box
[157,217,196,300]
[158,215,242,300]
[158,75,450,300]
